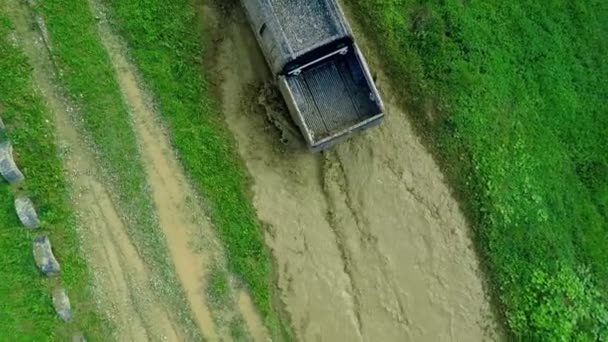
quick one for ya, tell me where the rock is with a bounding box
[34,15,52,52]
[72,333,87,342]
[52,286,71,322]
[15,196,40,229]
[0,141,24,183]
[33,234,60,276]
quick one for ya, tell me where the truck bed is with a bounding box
[283,46,382,143]
[269,0,343,54]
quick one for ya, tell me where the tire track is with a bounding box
[322,155,365,337]
[89,2,270,340]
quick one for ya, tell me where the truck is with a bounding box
[240,0,385,152]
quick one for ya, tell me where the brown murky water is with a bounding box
[208,4,500,341]
[91,8,220,339]
[7,0,271,340]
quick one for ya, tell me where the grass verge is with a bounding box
[24,0,201,338]
[349,0,608,339]
[0,15,109,340]
[103,0,291,339]
[206,267,249,341]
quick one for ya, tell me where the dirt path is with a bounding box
[209,5,500,342]
[4,2,185,341]
[89,3,270,341]
[90,8,219,340]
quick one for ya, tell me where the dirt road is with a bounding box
[209,4,499,341]
[5,3,186,340]
[89,3,269,339]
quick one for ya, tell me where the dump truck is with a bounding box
[241,0,385,152]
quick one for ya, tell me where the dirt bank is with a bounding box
[209,4,499,342]
[5,2,185,340]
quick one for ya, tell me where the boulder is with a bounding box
[52,286,72,322]
[33,234,60,276]
[0,141,24,183]
[15,196,40,229]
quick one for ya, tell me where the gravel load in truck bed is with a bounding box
[270,0,341,53]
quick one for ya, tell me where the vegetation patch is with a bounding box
[0,15,109,340]
[104,0,291,339]
[349,0,608,339]
[206,267,250,341]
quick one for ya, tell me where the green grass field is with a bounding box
[0,15,108,340]
[350,0,608,339]
[104,0,291,339]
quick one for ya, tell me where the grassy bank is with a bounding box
[27,0,201,337]
[350,0,608,340]
[103,0,290,339]
[0,16,108,340]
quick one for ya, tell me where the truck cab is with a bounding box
[241,0,385,152]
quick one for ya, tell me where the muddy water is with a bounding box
[4,2,185,341]
[211,6,498,342]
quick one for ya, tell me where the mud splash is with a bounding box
[209,4,499,342]
[4,2,185,340]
